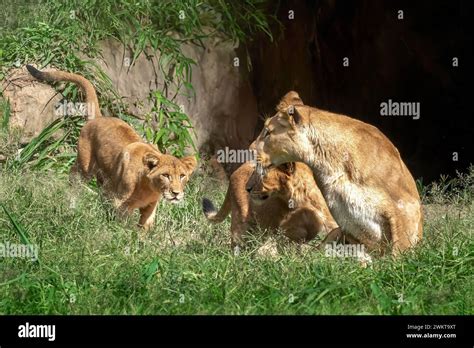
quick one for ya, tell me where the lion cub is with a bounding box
[202,161,339,248]
[27,65,197,230]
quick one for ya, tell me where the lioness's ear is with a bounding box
[288,105,303,125]
[278,106,304,127]
[181,155,198,175]
[143,153,160,170]
[276,91,304,112]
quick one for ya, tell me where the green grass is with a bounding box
[0,166,472,315]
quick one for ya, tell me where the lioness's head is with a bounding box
[254,91,311,169]
[143,153,197,203]
[246,163,294,205]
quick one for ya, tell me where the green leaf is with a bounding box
[143,259,160,283]
[1,203,31,246]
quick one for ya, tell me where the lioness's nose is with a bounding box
[172,190,180,196]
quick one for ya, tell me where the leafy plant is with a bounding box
[142,90,196,157]
[423,165,474,205]
[7,116,84,172]
[1,203,31,246]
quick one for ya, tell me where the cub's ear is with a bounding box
[180,155,198,175]
[143,152,160,170]
[278,162,295,176]
[276,91,304,112]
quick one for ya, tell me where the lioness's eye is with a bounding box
[180,174,185,180]
[161,174,170,179]
[263,128,271,138]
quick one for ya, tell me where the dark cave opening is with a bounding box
[246,0,473,183]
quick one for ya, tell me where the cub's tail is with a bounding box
[202,187,232,223]
[26,65,102,120]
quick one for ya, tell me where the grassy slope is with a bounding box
[0,167,472,315]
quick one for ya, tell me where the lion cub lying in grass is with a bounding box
[202,161,339,248]
[27,65,197,230]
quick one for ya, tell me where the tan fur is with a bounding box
[254,91,423,256]
[203,161,339,248]
[27,65,197,230]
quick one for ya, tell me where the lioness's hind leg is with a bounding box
[387,211,420,257]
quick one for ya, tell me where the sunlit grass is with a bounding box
[0,166,472,314]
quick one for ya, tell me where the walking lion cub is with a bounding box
[27,65,197,230]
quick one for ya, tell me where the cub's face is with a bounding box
[246,164,293,205]
[144,154,197,204]
[254,91,309,169]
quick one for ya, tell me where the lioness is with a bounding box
[26,65,197,230]
[253,91,423,256]
[202,161,340,248]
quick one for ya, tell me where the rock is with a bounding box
[1,67,62,144]
[95,37,259,155]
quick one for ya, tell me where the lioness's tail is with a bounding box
[26,65,101,120]
[202,188,232,223]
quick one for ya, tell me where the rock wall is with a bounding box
[2,69,62,144]
[95,38,258,154]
